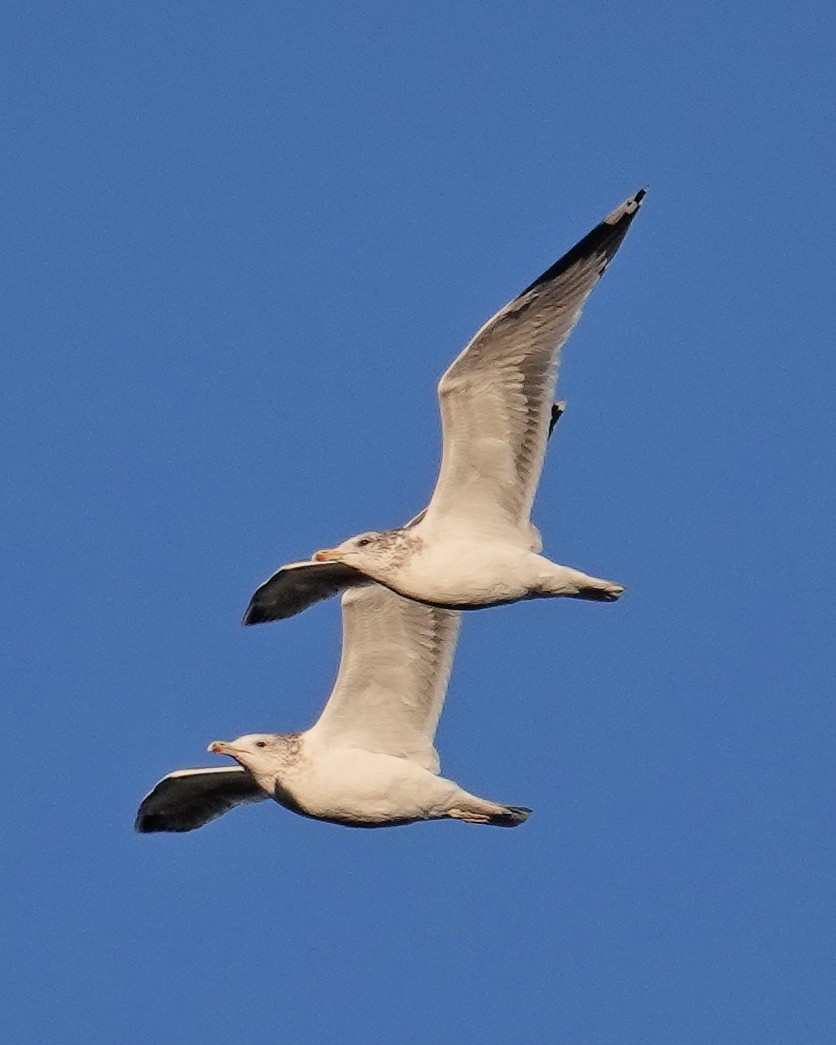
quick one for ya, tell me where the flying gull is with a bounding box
[136,405,568,833]
[136,587,530,831]
[243,189,645,626]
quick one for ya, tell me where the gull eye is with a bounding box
[255,741,267,748]
[356,537,372,548]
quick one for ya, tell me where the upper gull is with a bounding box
[243,189,645,626]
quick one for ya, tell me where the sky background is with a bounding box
[4,3,835,1042]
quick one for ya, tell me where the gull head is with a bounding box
[208,733,285,770]
[313,530,412,577]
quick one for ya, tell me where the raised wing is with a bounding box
[243,559,371,625]
[307,585,461,773]
[421,189,645,540]
[135,766,267,833]
[407,401,566,546]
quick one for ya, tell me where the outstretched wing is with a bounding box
[421,189,645,542]
[243,560,371,625]
[307,586,461,773]
[135,766,267,833]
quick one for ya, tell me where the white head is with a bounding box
[312,529,412,577]
[208,733,290,775]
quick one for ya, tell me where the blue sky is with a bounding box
[4,3,835,1042]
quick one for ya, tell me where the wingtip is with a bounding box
[492,805,532,827]
[241,586,281,625]
[520,187,646,296]
[242,602,271,626]
[604,186,648,225]
[134,813,194,834]
[134,813,154,833]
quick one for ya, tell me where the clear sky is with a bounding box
[4,3,835,1042]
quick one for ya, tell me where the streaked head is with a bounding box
[313,530,411,575]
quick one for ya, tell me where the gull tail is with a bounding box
[486,805,532,828]
[447,800,532,827]
[540,565,625,602]
[566,581,625,603]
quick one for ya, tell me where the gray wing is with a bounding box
[307,586,461,773]
[243,559,371,625]
[421,189,645,541]
[404,400,566,537]
[135,766,267,833]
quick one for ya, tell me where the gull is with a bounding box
[136,405,569,834]
[243,189,645,626]
[135,587,530,831]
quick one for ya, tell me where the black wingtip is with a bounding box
[135,813,197,834]
[521,187,646,297]
[489,805,532,827]
[601,186,648,226]
[241,579,285,625]
[241,600,273,626]
[134,813,163,833]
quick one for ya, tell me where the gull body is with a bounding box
[243,190,644,626]
[316,532,621,611]
[201,731,528,829]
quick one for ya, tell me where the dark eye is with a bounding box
[255,741,267,748]
[356,537,372,548]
